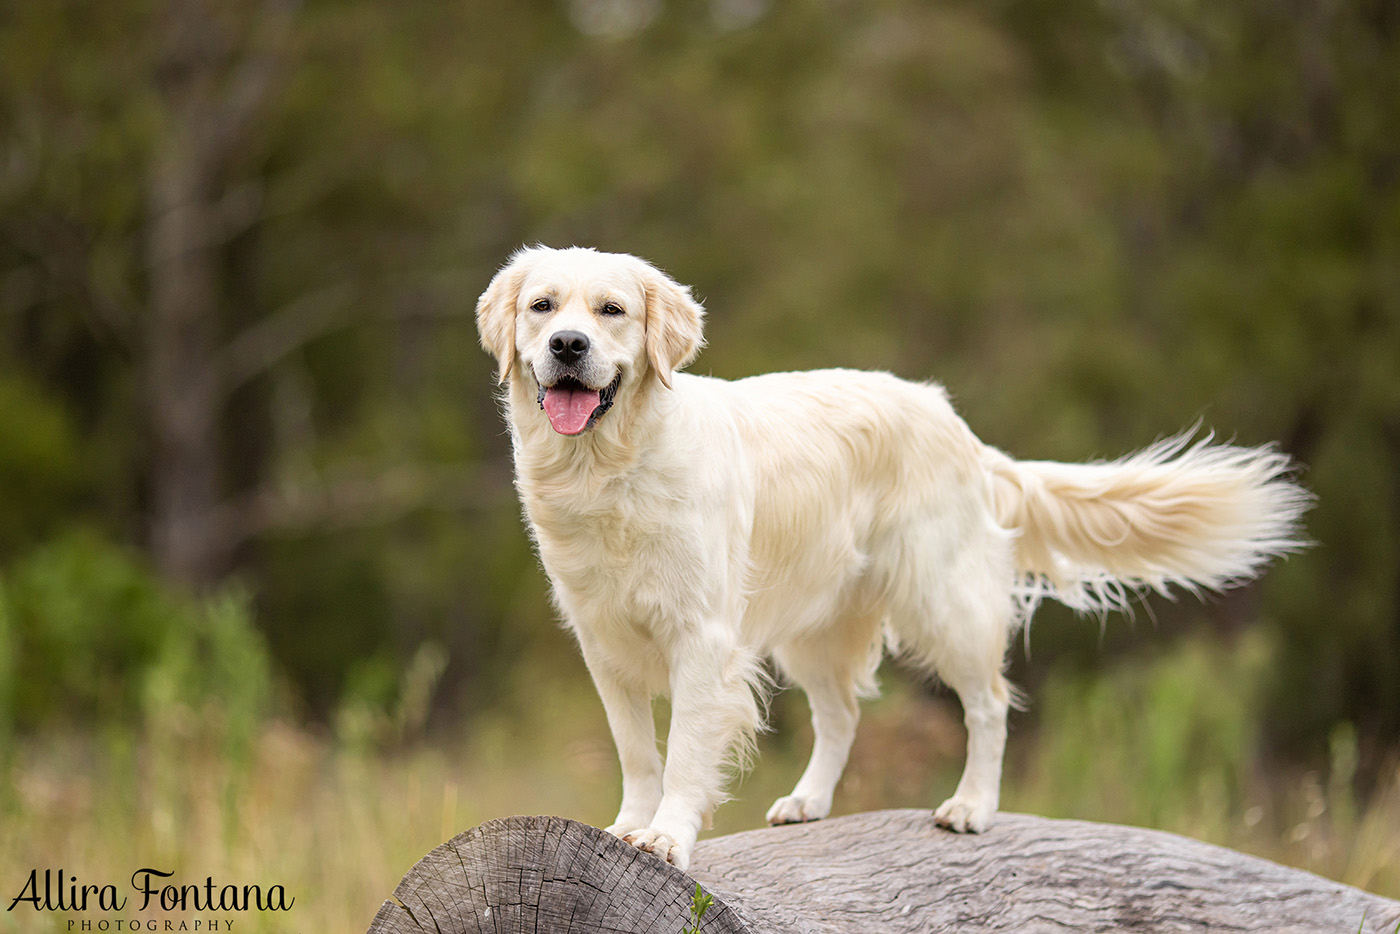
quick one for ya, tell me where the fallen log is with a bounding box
[367,809,1400,933]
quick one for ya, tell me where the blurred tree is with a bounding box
[0,0,1395,759]
[987,0,1400,758]
[144,0,300,585]
[0,0,536,707]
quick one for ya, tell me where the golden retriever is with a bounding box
[475,245,1309,869]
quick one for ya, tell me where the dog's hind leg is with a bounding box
[766,617,883,825]
[932,661,1012,832]
[885,525,1017,833]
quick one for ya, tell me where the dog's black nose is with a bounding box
[549,330,590,364]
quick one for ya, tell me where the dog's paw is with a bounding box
[765,793,830,825]
[605,821,646,839]
[933,794,997,833]
[621,827,689,870]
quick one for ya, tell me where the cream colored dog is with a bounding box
[475,245,1309,870]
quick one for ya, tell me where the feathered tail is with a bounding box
[986,432,1313,617]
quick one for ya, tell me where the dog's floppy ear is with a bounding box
[475,257,526,383]
[643,266,705,389]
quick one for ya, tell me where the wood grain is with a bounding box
[367,814,746,934]
[367,810,1400,933]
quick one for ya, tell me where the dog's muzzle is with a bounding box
[536,370,622,436]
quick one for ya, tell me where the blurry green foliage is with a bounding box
[0,0,1396,767]
[0,531,275,740]
[1020,631,1269,828]
[334,640,449,751]
[0,374,88,554]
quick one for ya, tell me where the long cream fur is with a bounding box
[476,245,1310,870]
[989,433,1311,616]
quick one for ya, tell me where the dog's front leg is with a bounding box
[579,640,665,837]
[621,633,762,870]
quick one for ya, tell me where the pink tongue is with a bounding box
[543,385,601,435]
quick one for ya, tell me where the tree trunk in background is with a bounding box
[144,0,297,587]
[146,105,225,587]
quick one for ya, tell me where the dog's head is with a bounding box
[476,246,705,436]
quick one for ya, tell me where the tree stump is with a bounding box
[367,810,1400,933]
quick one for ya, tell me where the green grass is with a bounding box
[2,638,1397,932]
[1001,632,1400,900]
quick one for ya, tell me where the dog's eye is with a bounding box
[530,298,553,313]
[601,302,624,317]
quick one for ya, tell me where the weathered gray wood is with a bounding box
[691,810,1400,932]
[367,814,747,934]
[368,810,1400,934]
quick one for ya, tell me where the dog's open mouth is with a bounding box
[537,371,622,436]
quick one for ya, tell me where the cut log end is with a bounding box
[368,810,1400,933]
[369,814,747,934]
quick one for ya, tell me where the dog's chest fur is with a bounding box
[516,442,725,645]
